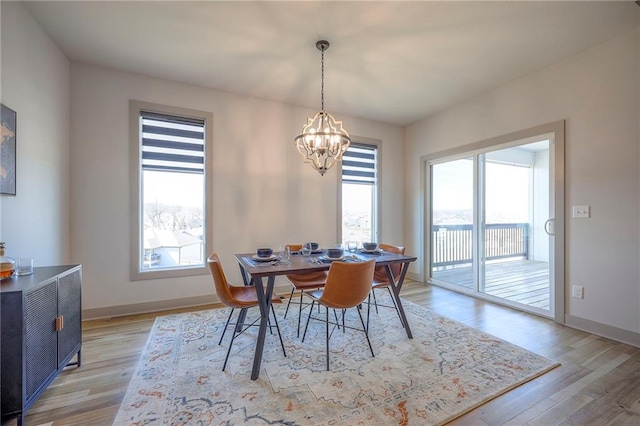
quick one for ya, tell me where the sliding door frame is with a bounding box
[421,121,565,323]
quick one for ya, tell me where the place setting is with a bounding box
[317,247,345,263]
[358,242,384,255]
[317,246,366,263]
[294,242,323,256]
[245,248,283,266]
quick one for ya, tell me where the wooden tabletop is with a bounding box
[234,251,417,278]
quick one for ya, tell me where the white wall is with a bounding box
[406,29,640,335]
[0,2,70,265]
[70,63,404,313]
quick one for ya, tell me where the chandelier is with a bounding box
[295,40,351,176]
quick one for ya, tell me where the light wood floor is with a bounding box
[9,281,640,426]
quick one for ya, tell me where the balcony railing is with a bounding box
[432,223,529,267]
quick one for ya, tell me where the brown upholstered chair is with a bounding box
[301,259,376,370]
[208,253,286,371]
[368,243,405,328]
[283,244,328,337]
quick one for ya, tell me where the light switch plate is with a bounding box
[572,205,590,218]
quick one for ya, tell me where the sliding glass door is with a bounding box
[478,142,551,311]
[428,129,561,319]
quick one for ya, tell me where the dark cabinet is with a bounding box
[1,265,82,425]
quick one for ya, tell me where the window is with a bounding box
[130,101,213,280]
[340,142,378,246]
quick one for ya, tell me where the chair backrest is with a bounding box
[374,244,405,283]
[207,253,237,308]
[286,244,303,252]
[320,259,376,309]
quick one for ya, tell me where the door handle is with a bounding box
[544,218,554,236]
[55,315,64,331]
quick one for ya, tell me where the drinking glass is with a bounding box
[347,241,357,253]
[281,246,291,263]
[301,245,311,258]
[16,258,34,276]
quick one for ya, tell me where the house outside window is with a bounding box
[341,142,378,246]
[130,101,213,280]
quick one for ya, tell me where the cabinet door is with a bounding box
[57,268,82,367]
[24,282,58,401]
[1,292,24,416]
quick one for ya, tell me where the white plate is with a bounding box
[252,254,277,261]
[361,249,382,254]
[298,249,323,255]
[319,255,344,261]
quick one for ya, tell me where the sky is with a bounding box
[432,158,531,223]
[143,171,204,209]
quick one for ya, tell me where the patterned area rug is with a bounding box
[114,294,559,425]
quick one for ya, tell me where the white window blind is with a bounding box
[141,111,205,174]
[342,143,376,184]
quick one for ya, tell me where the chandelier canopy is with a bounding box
[295,40,351,176]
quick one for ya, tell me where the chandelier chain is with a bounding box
[321,48,325,112]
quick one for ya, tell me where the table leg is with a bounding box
[386,262,413,339]
[251,275,276,380]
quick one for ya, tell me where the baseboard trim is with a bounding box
[83,284,292,320]
[565,314,640,348]
[406,272,421,282]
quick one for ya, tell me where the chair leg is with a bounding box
[222,308,246,371]
[356,306,375,358]
[283,287,295,319]
[325,305,330,371]
[271,304,287,358]
[302,300,315,342]
[372,288,380,314]
[218,308,235,345]
[366,293,372,331]
[297,289,305,338]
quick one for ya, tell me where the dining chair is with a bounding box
[283,244,328,337]
[301,259,376,370]
[207,253,286,371]
[368,243,405,329]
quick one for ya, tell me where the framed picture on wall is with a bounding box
[1,104,17,196]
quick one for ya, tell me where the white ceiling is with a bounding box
[24,1,639,126]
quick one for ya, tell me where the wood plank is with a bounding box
[527,393,594,425]
[432,259,550,310]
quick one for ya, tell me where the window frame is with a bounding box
[337,138,381,245]
[129,100,213,281]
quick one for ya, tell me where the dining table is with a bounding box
[234,249,417,380]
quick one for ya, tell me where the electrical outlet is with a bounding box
[572,285,584,299]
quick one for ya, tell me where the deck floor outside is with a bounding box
[432,259,550,310]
